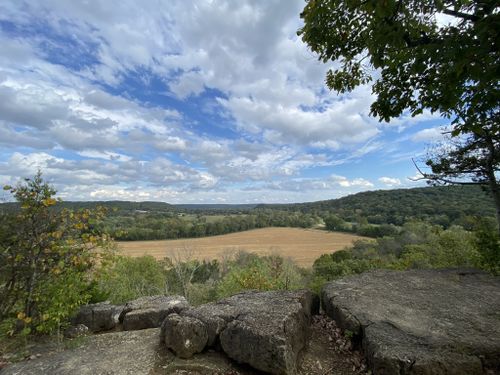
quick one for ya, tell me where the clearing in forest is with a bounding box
[117,227,367,267]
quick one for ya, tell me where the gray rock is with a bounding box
[0,329,162,375]
[182,303,238,347]
[162,313,208,359]
[173,289,319,375]
[119,295,189,331]
[322,268,500,375]
[63,324,89,339]
[71,301,121,332]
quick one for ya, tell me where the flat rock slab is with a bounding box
[71,301,122,332]
[119,295,189,331]
[168,289,319,375]
[0,329,162,375]
[322,269,500,375]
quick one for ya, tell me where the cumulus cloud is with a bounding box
[330,175,374,188]
[0,0,437,202]
[378,177,402,187]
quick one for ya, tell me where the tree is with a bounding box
[418,124,500,232]
[298,0,498,128]
[298,0,499,228]
[0,172,112,334]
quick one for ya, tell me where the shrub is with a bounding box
[473,218,500,274]
[217,254,304,298]
[97,256,166,304]
[311,220,490,293]
[0,173,112,335]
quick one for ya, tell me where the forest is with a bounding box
[0,185,494,241]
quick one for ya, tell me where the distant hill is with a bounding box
[174,204,258,212]
[257,185,495,226]
[0,200,173,214]
[1,185,495,226]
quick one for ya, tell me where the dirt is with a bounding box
[117,227,367,267]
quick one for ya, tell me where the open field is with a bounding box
[117,227,367,267]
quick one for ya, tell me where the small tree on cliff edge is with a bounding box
[0,172,113,334]
[298,1,500,231]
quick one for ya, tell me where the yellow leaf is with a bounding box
[42,198,57,207]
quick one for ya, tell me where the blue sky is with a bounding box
[0,0,448,203]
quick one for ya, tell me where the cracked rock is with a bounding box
[71,301,121,332]
[322,269,500,375]
[163,289,319,375]
[119,295,189,331]
[162,313,208,359]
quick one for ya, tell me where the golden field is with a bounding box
[117,227,367,267]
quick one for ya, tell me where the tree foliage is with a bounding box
[298,0,499,131]
[298,0,500,232]
[310,220,495,292]
[0,173,113,334]
[422,126,500,231]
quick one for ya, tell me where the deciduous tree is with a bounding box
[0,172,112,334]
[298,0,499,229]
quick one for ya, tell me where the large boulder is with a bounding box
[164,289,319,375]
[161,313,208,359]
[119,295,189,331]
[322,269,500,375]
[71,301,121,332]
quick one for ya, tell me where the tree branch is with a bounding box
[440,8,480,22]
[412,158,487,185]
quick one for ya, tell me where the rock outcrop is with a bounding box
[71,301,121,332]
[1,329,162,375]
[161,289,320,375]
[162,313,209,358]
[119,295,189,331]
[322,268,500,375]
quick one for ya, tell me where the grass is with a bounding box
[117,227,367,267]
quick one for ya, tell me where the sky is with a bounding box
[0,0,448,204]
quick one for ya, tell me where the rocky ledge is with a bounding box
[2,269,498,375]
[1,290,319,375]
[322,268,500,375]
[161,289,319,374]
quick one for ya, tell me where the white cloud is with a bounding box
[0,0,438,202]
[411,128,446,142]
[378,177,402,187]
[330,175,374,188]
[77,150,132,161]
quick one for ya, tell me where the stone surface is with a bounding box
[322,268,500,375]
[172,289,319,375]
[119,295,189,331]
[162,313,208,359]
[0,313,372,375]
[0,329,163,375]
[63,324,88,339]
[71,301,121,332]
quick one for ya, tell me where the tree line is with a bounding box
[100,210,319,241]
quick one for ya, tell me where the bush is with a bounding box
[311,220,491,293]
[186,282,218,306]
[217,254,304,298]
[97,256,167,304]
[473,218,500,274]
[0,173,113,335]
